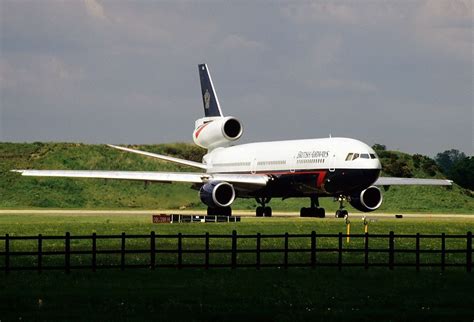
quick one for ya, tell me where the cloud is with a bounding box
[218,34,265,51]
[84,0,107,20]
[414,0,472,61]
[282,2,358,25]
[314,79,377,93]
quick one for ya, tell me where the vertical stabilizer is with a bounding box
[198,64,223,117]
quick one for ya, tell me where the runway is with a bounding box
[0,209,472,219]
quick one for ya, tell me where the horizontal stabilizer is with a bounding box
[108,144,207,170]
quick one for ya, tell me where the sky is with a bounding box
[0,0,472,156]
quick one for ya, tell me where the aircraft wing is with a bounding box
[374,177,452,186]
[107,144,207,170]
[11,170,269,186]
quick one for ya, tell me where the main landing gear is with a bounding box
[256,197,272,217]
[300,196,325,218]
[335,195,349,218]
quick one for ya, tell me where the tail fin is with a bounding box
[198,64,223,117]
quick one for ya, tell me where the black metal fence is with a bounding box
[0,231,472,273]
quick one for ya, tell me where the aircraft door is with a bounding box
[251,158,257,174]
[329,152,336,172]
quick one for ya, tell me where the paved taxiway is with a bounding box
[0,209,472,220]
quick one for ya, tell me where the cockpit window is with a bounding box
[346,152,376,161]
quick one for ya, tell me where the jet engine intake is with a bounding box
[199,181,236,208]
[349,186,383,212]
[193,117,243,149]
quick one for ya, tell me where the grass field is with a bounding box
[0,213,473,321]
[1,142,473,213]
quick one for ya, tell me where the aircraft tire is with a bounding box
[264,207,272,217]
[256,207,264,217]
[317,208,326,218]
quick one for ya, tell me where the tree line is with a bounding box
[372,144,473,191]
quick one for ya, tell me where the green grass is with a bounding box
[0,213,473,321]
[1,270,473,321]
[1,142,473,212]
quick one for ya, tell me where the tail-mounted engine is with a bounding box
[349,186,383,212]
[193,117,243,149]
[199,181,236,208]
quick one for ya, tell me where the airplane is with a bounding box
[13,64,452,218]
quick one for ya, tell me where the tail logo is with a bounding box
[204,89,211,110]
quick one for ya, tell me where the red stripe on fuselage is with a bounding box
[194,122,211,139]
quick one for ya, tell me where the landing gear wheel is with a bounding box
[255,197,272,217]
[335,209,348,218]
[264,207,272,217]
[300,196,325,218]
[316,208,326,218]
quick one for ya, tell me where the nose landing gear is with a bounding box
[335,195,349,218]
[256,197,272,217]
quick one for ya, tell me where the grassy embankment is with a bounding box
[0,214,473,321]
[0,142,472,213]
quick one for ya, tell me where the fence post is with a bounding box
[467,231,472,273]
[121,232,126,271]
[311,231,316,269]
[150,231,155,270]
[38,234,42,274]
[416,233,420,272]
[338,232,342,271]
[284,233,289,269]
[389,231,394,270]
[364,232,369,270]
[65,232,70,274]
[205,232,210,270]
[441,233,445,272]
[5,234,9,274]
[256,233,261,270]
[231,230,237,269]
[92,233,97,272]
[178,233,182,269]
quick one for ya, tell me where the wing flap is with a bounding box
[374,177,452,186]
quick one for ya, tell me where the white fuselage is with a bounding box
[204,137,382,175]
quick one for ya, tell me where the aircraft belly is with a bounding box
[236,168,380,198]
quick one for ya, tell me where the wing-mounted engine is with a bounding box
[349,186,383,212]
[199,181,236,208]
[193,117,243,149]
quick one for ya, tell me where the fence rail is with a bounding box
[0,231,472,273]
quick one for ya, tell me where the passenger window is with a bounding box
[361,154,369,159]
[353,153,359,160]
[345,153,353,161]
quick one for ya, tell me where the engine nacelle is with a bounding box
[349,186,383,212]
[193,117,243,149]
[199,181,236,208]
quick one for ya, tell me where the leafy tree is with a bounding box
[421,157,439,177]
[435,149,466,174]
[448,157,473,190]
[372,144,386,152]
[412,154,423,168]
